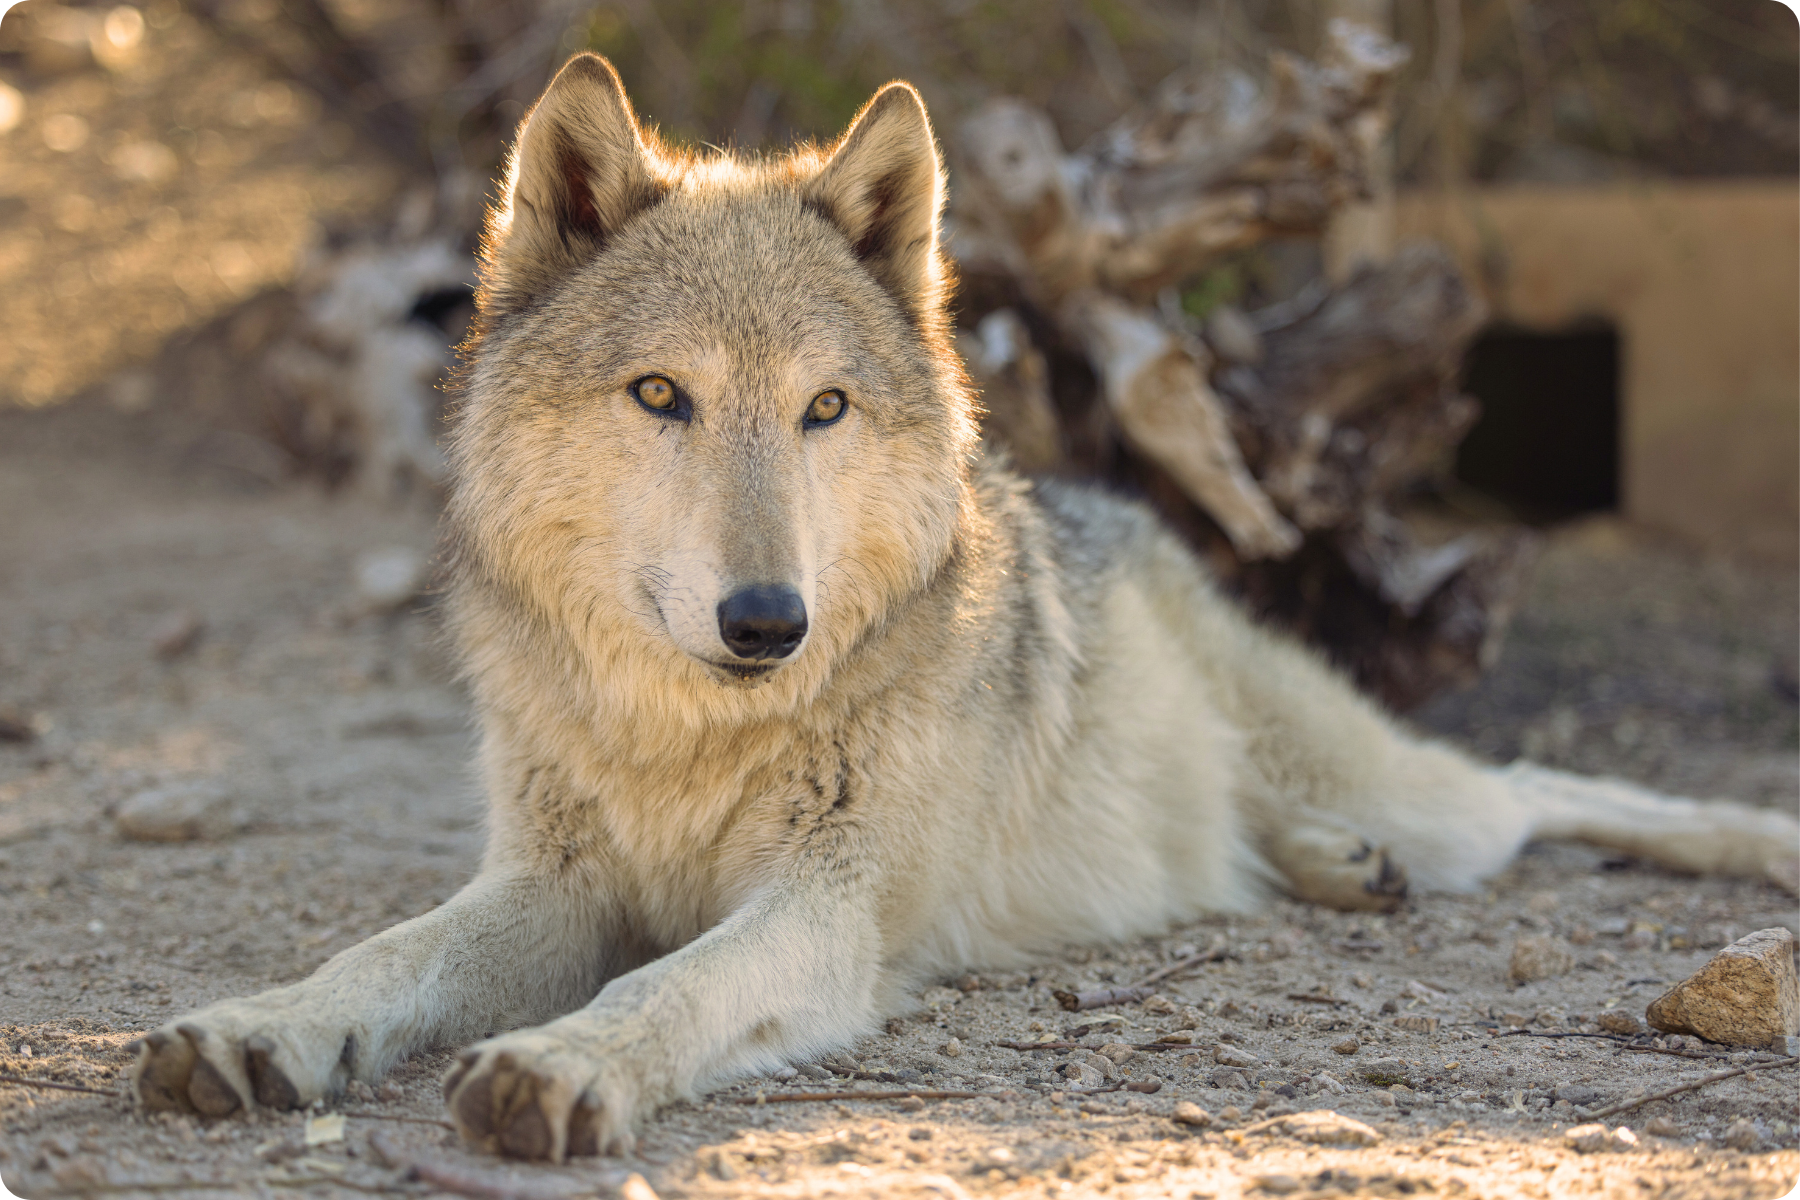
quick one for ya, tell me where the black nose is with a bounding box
[717,585,808,661]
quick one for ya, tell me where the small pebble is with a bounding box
[1219,1105,1242,1121]
[1645,1117,1682,1138]
[1376,1091,1396,1108]
[354,547,427,611]
[1509,936,1575,983]
[1722,1118,1761,1150]
[1331,1037,1359,1055]
[149,610,205,660]
[1172,1101,1213,1128]
[938,1037,962,1058]
[1141,994,1176,1015]
[1252,1173,1301,1195]
[114,784,235,843]
[375,1082,403,1102]
[1596,1011,1642,1036]
[1213,1044,1260,1069]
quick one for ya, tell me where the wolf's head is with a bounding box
[449,56,978,714]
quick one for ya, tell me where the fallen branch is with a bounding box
[1054,986,1154,1012]
[34,1183,247,1196]
[1494,1029,1740,1061]
[1068,1079,1163,1096]
[1616,1045,1739,1062]
[340,1108,457,1129]
[1130,938,1231,988]
[995,1040,1197,1053]
[1582,1056,1797,1122]
[369,1131,635,1200]
[729,1088,1011,1105]
[0,1072,122,1098]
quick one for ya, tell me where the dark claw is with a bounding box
[175,1024,243,1117]
[441,1052,478,1103]
[451,1066,497,1143]
[245,1035,300,1110]
[498,1084,553,1161]
[567,1094,602,1158]
[185,1054,243,1116]
[1363,850,1410,910]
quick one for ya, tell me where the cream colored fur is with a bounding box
[130,54,1800,1163]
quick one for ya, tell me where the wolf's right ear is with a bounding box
[480,54,663,314]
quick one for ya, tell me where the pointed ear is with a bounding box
[807,83,948,324]
[481,53,664,315]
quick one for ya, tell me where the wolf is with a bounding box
[129,54,1800,1162]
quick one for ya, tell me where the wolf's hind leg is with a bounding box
[1503,763,1800,893]
[1268,825,1409,911]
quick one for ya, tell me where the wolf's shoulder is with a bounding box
[1012,473,1188,581]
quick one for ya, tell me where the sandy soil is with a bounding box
[0,402,1796,1200]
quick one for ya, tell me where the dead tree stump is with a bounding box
[948,21,1536,710]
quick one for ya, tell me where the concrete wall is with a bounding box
[1396,182,1798,562]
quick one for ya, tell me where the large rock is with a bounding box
[1645,927,1799,1047]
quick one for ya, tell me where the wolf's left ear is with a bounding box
[481,53,664,314]
[807,83,948,324]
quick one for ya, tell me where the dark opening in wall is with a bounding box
[1454,322,1620,520]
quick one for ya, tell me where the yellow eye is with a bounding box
[632,375,677,411]
[806,389,847,425]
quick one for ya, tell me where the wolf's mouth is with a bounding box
[707,660,779,683]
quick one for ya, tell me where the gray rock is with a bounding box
[354,547,427,611]
[1553,1083,1602,1106]
[114,784,235,842]
[1509,936,1576,983]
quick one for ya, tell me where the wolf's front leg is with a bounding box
[444,870,880,1162]
[131,874,611,1116]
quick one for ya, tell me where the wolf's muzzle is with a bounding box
[718,585,808,661]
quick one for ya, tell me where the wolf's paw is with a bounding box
[1276,828,1409,912]
[130,997,355,1116]
[444,1024,647,1163]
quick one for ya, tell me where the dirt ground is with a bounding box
[0,402,1796,1200]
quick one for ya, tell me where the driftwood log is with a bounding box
[951,20,1536,710]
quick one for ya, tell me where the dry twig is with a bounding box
[729,1088,1009,1105]
[0,1072,121,1098]
[996,1040,1196,1053]
[1584,1056,1798,1121]
[340,1108,457,1129]
[1053,985,1154,1012]
[1130,938,1231,988]
[369,1131,622,1200]
[1495,1029,1742,1061]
